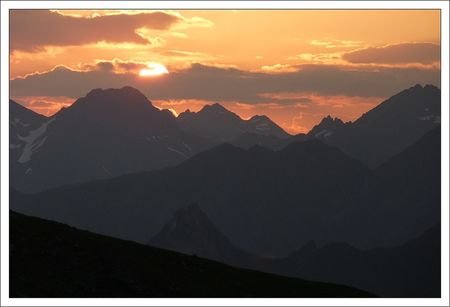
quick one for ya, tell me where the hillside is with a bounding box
[9,211,373,298]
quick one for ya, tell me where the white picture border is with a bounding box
[1,1,449,306]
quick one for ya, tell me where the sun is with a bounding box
[139,63,169,77]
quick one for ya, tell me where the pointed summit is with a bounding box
[149,203,248,264]
[307,115,346,139]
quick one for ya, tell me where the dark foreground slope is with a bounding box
[10,211,372,298]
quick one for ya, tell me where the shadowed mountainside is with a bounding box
[9,87,213,193]
[307,84,440,167]
[10,211,373,298]
[177,103,290,143]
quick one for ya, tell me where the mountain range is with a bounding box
[9,83,441,297]
[306,84,440,167]
[177,103,290,142]
[144,203,440,297]
[10,87,213,192]
[10,210,372,298]
[10,84,440,193]
[10,124,440,257]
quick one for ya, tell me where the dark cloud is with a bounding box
[116,61,147,72]
[10,10,180,51]
[10,63,440,103]
[342,43,440,64]
[96,61,115,72]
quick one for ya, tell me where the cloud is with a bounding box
[10,10,181,51]
[15,96,74,116]
[342,42,440,64]
[309,39,363,49]
[95,61,115,72]
[261,64,299,73]
[11,63,440,105]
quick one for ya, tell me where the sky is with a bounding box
[9,10,440,134]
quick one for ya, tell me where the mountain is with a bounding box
[9,86,441,256]
[10,87,213,193]
[148,203,440,298]
[331,126,441,249]
[231,132,286,150]
[9,100,47,165]
[308,84,440,167]
[10,211,373,298]
[11,140,370,257]
[177,103,290,143]
[307,115,348,141]
[271,224,440,298]
[149,203,265,269]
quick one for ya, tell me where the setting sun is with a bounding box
[139,63,169,77]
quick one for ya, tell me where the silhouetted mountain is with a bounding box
[307,115,348,141]
[9,100,47,164]
[149,203,264,268]
[309,84,440,167]
[11,140,370,257]
[10,87,213,192]
[177,103,290,143]
[271,224,440,297]
[10,211,373,298]
[231,132,285,150]
[332,126,441,248]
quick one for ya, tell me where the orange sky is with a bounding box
[9,10,440,134]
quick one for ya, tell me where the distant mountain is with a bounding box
[177,103,290,143]
[10,87,213,192]
[309,84,440,167]
[332,126,441,249]
[9,100,47,165]
[271,224,440,298]
[149,203,266,269]
[231,132,285,150]
[9,85,441,257]
[10,211,373,298]
[307,115,348,141]
[11,140,370,257]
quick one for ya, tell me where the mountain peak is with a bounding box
[66,86,159,117]
[398,83,440,97]
[320,115,343,125]
[84,86,149,102]
[175,202,206,219]
[307,115,346,138]
[200,103,229,113]
[149,203,245,263]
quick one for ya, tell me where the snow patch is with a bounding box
[25,168,32,175]
[168,147,188,159]
[324,132,333,138]
[10,144,21,150]
[417,115,440,123]
[102,166,112,176]
[256,123,270,131]
[10,118,30,128]
[182,142,192,152]
[315,130,328,137]
[17,118,55,163]
[417,115,433,121]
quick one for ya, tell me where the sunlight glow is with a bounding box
[139,63,169,77]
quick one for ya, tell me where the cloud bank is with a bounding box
[10,10,181,51]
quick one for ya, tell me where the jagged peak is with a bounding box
[319,115,344,125]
